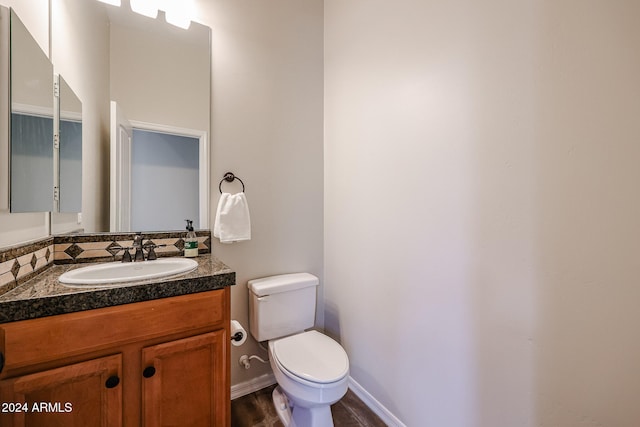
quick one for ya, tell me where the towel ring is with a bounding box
[219,172,245,193]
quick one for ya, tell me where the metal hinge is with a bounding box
[54,133,60,149]
[54,80,59,98]
[53,186,59,202]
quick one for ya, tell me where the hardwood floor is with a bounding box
[231,384,387,427]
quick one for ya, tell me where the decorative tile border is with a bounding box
[0,231,212,296]
[0,237,55,295]
[53,231,211,264]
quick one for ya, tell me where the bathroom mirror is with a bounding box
[9,9,54,213]
[107,8,210,232]
[4,2,210,233]
[57,75,82,213]
[61,2,211,232]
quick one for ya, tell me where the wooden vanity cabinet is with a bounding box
[0,354,123,426]
[0,288,231,426]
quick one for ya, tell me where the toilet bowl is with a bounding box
[268,330,349,427]
[247,273,350,427]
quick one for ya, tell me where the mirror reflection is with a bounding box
[9,9,54,213]
[57,75,82,213]
[89,3,211,232]
[5,3,211,233]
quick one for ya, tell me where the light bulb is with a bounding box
[163,0,193,29]
[130,0,158,19]
[165,12,191,29]
[96,0,121,6]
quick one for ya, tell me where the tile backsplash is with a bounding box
[0,231,211,295]
[0,237,55,295]
[53,231,211,264]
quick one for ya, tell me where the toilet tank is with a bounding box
[248,273,319,342]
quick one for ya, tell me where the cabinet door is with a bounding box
[142,330,228,427]
[0,353,122,427]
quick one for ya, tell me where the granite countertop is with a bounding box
[0,255,235,324]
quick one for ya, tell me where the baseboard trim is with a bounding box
[348,376,407,427]
[230,373,276,400]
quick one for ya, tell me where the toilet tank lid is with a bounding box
[248,273,319,297]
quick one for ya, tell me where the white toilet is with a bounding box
[248,273,349,427]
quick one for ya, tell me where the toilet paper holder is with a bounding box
[230,320,247,346]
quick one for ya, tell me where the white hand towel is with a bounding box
[214,192,251,243]
[213,192,229,239]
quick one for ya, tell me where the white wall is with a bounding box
[325,1,640,426]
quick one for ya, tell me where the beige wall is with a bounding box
[110,20,209,131]
[325,0,640,426]
[195,0,324,385]
[8,3,638,424]
[0,0,47,52]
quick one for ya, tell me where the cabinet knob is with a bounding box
[143,366,156,378]
[105,375,120,389]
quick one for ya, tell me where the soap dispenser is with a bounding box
[184,219,198,257]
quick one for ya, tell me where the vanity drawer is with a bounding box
[0,289,227,375]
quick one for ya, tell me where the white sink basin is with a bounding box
[59,258,198,287]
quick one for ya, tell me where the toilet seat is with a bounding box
[271,330,349,384]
